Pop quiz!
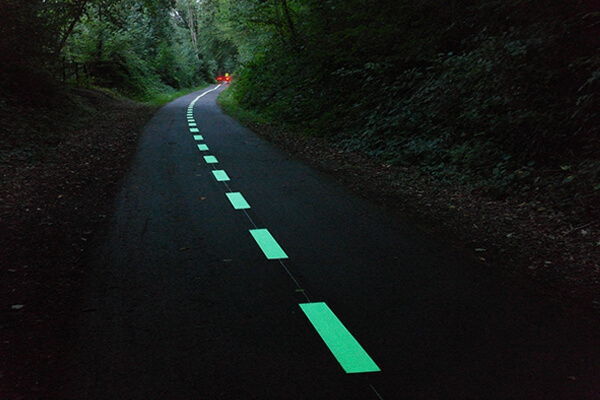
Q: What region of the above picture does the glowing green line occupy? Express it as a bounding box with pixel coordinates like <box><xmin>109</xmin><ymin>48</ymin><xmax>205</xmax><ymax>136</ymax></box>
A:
<box><xmin>189</xmin><ymin>122</ymin><xmax>197</xmax><ymax>127</ymax></box>
<box><xmin>190</xmin><ymin>128</ymin><xmax>199</xmax><ymax>133</ymax></box>
<box><xmin>225</xmin><ymin>192</ymin><xmax>250</xmax><ymax>209</ymax></box>
<box><xmin>249</xmin><ymin>229</ymin><xmax>288</xmax><ymax>259</ymax></box>
<box><xmin>212</xmin><ymin>170</ymin><xmax>230</xmax><ymax>181</ymax></box>
<box><xmin>193</xmin><ymin>135</ymin><xmax>203</xmax><ymax>141</ymax></box>
<box><xmin>197</xmin><ymin>144</ymin><xmax>209</xmax><ymax>151</ymax></box>
<box><xmin>204</xmin><ymin>155</ymin><xmax>218</xmax><ymax>164</ymax></box>
<box><xmin>299</xmin><ymin>302</ymin><xmax>380</xmax><ymax>374</ymax></box>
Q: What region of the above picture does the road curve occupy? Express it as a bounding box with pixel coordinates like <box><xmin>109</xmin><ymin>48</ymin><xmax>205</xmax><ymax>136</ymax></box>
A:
<box><xmin>65</xmin><ymin>85</ymin><xmax>600</xmax><ymax>400</ymax></box>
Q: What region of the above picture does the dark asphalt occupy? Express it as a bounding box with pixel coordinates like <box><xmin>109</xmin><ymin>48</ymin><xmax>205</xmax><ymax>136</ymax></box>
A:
<box><xmin>66</xmin><ymin>85</ymin><xmax>600</xmax><ymax>399</ymax></box>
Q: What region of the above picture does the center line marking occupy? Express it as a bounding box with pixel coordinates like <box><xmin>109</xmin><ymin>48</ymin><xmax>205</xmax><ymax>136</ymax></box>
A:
<box><xmin>189</xmin><ymin>122</ymin><xmax>197</xmax><ymax>127</ymax></box>
<box><xmin>193</xmin><ymin>135</ymin><xmax>203</xmax><ymax>141</ymax></box>
<box><xmin>203</xmin><ymin>155</ymin><xmax>218</xmax><ymax>164</ymax></box>
<box><xmin>212</xmin><ymin>170</ymin><xmax>230</xmax><ymax>181</ymax></box>
<box><xmin>299</xmin><ymin>302</ymin><xmax>380</xmax><ymax>374</ymax></box>
<box><xmin>190</xmin><ymin>128</ymin><xmax>199</xmax><ymax>133</ymax></box>
<box><xmin>225</xmin><ymin>192</ymin><xmax>251</xmax><ymax>209</ymax></box>
<box><xmin>197</xmin><ymin>144</ymin><xmax>209</xmax><ymax>151</ymax></box>
<box><xmin>249</xmin><ymin>229</ymin><xmax>288</xmax><ymax>259</ymax></box>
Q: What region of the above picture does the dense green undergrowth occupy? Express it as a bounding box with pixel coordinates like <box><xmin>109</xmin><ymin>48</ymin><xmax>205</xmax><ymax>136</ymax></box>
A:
<box><xmin>222</xmin><ymin>0</ymin><xmax>599</xmax><ymax>214</ymax></box>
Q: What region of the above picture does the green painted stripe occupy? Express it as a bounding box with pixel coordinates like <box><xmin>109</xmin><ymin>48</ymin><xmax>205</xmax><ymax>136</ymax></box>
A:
<box><xmin>204</xmin><ymin>155</ymin><xmax>218</xmax><ymax>164</ymax></box>
<box><xmin>190</xmin><ymin>128</ymin><xmax>199</xmax><ymax>133</ymax></box>
<box><xmin>212</xmin><ymin>170</ymin><xmax>230</xmax><ymax>181</ymax></box>
<box><xmin>249</xmin><ymin>229</ymin><xmax>288</xmax><ymax>259</ymax></box>
<box><xmin>225</xmin><ymin>192</ymin><xmax>250</xmax><ymax>210</ymax></box>
<box><xmin>189</xmin><ymin>122</ymin><xmax>197</xmax><ymax>127</ymax></box>
<box><xmin>299</xmin><ymin>302</ymin><xmax>380</xmax><ymax>374</ymax></box>
<box><xmin>193</xmin><ymin>135</ymin><xmax>203</xmax><ymax>141</ymax></box>
<box><xmin>197</xmin><ymin>144</ymin><xmax>209</xmax><ymax>151</ymax></box>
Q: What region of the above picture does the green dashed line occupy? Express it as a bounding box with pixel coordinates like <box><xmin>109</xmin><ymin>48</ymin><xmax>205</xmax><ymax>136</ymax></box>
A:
<box><xmin>299</xmin><ymin>302</ymin><xmax>380</xmax><ymax>374</ymax></box>
<box><xmin>249</xmin><ymin>229</ymin><xmax>288</xmax><ymax>260</ymax></box>
<box><xmin>212</xmin><ymin>170</ymin><xmax>230</xmax><ymax>181</ymax></box>
<box><xmin>225</xmin><ymin>192</ymin><xmax>251</xmax><ymax>210</ymax></box>
<box><xmin>186</xmin><ymin>94</ymin><xmax>381</xmax><ymax>384</ymax></box>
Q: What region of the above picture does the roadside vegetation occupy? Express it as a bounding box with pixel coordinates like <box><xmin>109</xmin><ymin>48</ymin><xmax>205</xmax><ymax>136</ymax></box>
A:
<box><xmin>219</xmin><ymin>0</ymin><xmax>599</xmax><ymax>212</ymax></box>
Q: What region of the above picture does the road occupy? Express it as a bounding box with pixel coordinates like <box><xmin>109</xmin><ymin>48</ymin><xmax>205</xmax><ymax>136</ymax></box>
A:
<box><xmin>66</xmin><ymin>85</ymin><xmax>599</xmax><ymax>399</ymax></box>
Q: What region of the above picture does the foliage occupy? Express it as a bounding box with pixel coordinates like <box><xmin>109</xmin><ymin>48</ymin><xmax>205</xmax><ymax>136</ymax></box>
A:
<box><xmin>0</xmin><ymin>0</ymin><xmax>239</xmax><ymax>100</ymax></box>
<box><xmin>218</xmin><ymin>0</ymin><xmax>600</xmax><ymax>201</ymax></box>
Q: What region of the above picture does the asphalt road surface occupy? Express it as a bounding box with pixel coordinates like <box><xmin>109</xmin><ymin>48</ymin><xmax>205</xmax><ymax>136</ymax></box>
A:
<box><xmin>66</xmin><ymin>85</ymin><xmax>600</xmax><ymax>399</ymax></box>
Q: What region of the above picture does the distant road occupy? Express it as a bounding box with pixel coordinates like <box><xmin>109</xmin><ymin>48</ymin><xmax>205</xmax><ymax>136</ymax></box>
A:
<box><xmin>66</xmin><ymin>84</ymin><xmax>600</xmax><ymax>399</ymax></box>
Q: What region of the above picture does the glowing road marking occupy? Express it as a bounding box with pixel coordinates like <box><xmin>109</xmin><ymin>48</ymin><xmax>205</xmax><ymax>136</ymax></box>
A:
<box><xmin>225</xmin><ymin>192</ymin><xmax>250</xmax><ymax>210</ymax></box>
<box><xmin>190</xmin><ymin>128</ymin><xmax>199</xmax><ymax>133</ymax></box>
<box><xmin>204</xmin><ymin>155</ymin><xmax>218</xmax><ymax>164</ymax></box>
<box><xmin>212</xmin><ymin>170</ymin><xmax>230</xmax><ymax>181</ymax></box>
<box><xmin>249</xmin><ymin>229</ymin><xmax>288</xmax><ymax>259</ymax></box>
<box><xmin>197</xmin><ymin>144</ymin><xmax>209</xmax><ymax>151</ymax></box>
<box><xmin>193</xmin><ymin>135</ymin><xmax>203</xmax><ymax>141</ymax></box>
<box><xmin>299</xmin><ymin>302</ymin><xmax>380</xmax><ymax>374</ymax></box>
<box><xmin>192</xmin><ymin>84</ymin><xmax>221</xmax><ymax>100</ymax></box>
<box><xmin>189</xmin><ymin>122</ymin><xmax>197</xmax><ymax>127</ymax></box>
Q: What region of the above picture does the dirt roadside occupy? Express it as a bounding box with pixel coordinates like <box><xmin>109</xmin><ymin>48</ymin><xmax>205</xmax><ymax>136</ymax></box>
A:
<box><xmin>0</xmin><ymin>89</ymin><xmax>156</xmax><ymax>399</ymax></box>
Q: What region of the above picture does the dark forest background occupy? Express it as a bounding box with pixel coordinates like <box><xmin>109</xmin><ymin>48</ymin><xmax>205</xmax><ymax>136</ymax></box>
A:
<box><xmin>1</xmin><ymin>0</ymin><xmax>599</xmax><ymax>208</ymax></box>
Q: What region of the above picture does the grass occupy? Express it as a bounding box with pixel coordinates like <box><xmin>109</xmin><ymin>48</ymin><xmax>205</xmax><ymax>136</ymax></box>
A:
<box><xmin>217</xmin><ymin>86</ymin><xmax>272</xmax><ymax>125</ymax></box>
<box><xmin>138</xmin><ymin>84</ymin><xmax>211</xmax><ymax>106</ymax></box>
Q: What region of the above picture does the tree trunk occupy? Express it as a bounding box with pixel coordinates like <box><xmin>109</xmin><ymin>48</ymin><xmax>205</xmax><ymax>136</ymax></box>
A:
<box><xmin>54</xmin><ymin>0</ymin><xmax>89</xmax><ymax>57</ymax></box>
